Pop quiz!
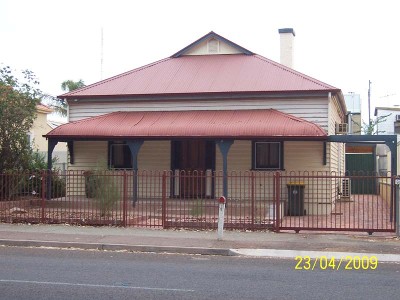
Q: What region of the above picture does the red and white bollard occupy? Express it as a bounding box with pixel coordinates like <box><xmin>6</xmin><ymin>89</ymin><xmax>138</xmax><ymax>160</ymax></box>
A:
<box><xmin>217</xmin><ymin>196</ymin><xmax>226</xmax><ymax>240</ymax></box>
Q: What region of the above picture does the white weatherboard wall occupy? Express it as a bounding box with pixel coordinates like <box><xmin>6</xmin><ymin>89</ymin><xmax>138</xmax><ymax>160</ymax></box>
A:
<box><xmin>214</xmin><ymin>141</ymin><xmax>335</xmax><ymax>215</ymax></box>
<box><xmin>328</xmin><ymin>94</ymin><xmax>346</xmax><ymax>174</ymax></box>
<box><xmin>214</xmin><ymin>141</ymin><xmax>329</xmax><ymax>173</ymax></box>
<box><xmin>67</xmin><ymin>141</ymin><xmax>108</xmax><ymax>196</ymax></box>
<box><xmin>66</xmin><ymin>93</ymin><xmax>346</xmax><ymax>213</ymax></box>
<box><xmin>67</xmin><ymin>140</ymin><xmax>336</xmax><ymax>215</ymax></box>
<box><xmin>68</xmin><ymin>141</ymin><xmax>108</xmax><ymax>171</ymax></box>
<box><xmin>285</xmin><ymin>141</ymin><xmax>334</xmax><ymax>215</ymax></box>
<box><xmin>136</xmin><ymin>141</ymin><xmax>171</xmax><ymax>198</ymax></box>
<box><xmin>215</xmin><ymin>140</ymin><xmax>251</xmax><ymax>172</ymax></box>
<box><xmin>68</xmin><ymin>97</ymin><xmax>330</xmax><ymax>131</ymax></box>
<box><xmin>67</xmin><ymin>141</ymin><xmax>170</xmax><ymax>197</ymax></box>
<box><xmin>138</xmin><ymin>141</ymin><xmax>170</xmax><ymax>171</ymax></box>
<box><xmin>325</xmin><ymin>95</ymin><xmax>345</xmax><ymax>213</ymax></box>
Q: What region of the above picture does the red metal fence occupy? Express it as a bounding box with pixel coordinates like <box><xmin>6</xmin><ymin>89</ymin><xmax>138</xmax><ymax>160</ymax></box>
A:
<box><xmin>0</xmin><ymin>170</ymin><xmax>397</xmax><ymax>233</ymax></box>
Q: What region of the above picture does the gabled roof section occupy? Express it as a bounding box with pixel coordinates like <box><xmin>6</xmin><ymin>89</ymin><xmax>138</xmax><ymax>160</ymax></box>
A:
<box><xmin>171</xmin><ymin>31</ymin><xmax>253</xmax><ymax>57</ymax></box>
<box><xmin>59</xmin><ymin>31</ymin><xmax>341</xmax><ymax>99</ymax></box>
<box><xmin>374</xmin><ymin>106</ymin><xmax>400</xmax><ymax>115</ymax></box>
<box><xmin>36</xmin><ymin>104</ymin><xmax>53</xmax><ymax>114</ymax></box>
<box><xmin>44</xmin><ymin>109</ymin><xmax>327</xmax><ymax>140</ymax></box>
<box><xmin>60</xmin><ymin>55</ymin><xmax>339</xmax><ymax>98</ymax></box>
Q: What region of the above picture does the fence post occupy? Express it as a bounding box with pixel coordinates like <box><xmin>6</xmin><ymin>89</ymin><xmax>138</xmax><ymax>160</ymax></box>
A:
<box><xmin>395</xmin><ymin>175</ymin><xmax>400</xmax><ymax>237</ymax></box>
<box><xmin>162</xmin><ymin>171</ymin><xmax>167</xmax><ymax>229</ymax></box>
<box><xmin>275</xmin><ymin>172</ymin><xmax>281</xmax><ymax>233</ymax></box>
<box><xmin>123</xmin><ymin>171</ymin><xmax>127</xmax><ymax>227</ymax></box>
<box><xmin>217</xmin><ymin>196</ymin><xmax>226</xmax><ymax>240</ymax></box>
<box><xmin>251</xmin><ymin>172</ymin><xmax>255</xmax><ymax>229</ymax></box>
<box><xmin>41</xmin><ymin>170</ymin><xmax>46</xmax><ymax>223</ymax></box>
<box><xmin>388</xmin><ymin>174</ymin><xmax>398</xmax><ymax>224</ymax></box>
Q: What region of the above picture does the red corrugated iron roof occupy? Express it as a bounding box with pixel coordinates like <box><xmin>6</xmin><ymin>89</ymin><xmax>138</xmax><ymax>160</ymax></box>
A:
<box><xmin>44</xmin><ymin>109</ymin><xmax>327</xmax><ymax>140</ymax></box>
<box><xmin>60</xmin><ymin>54</ymin><xmax>338</xmax><ymax>98</ymax></box>
<box><xmin>36</xmin><ymin>103</ymin><xmax>53</xmax><ymax>113</ymax></box>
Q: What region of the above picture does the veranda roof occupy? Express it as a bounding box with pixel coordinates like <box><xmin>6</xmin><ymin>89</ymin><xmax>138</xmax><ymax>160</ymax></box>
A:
<box><xmin>44</xmin><ymin>109</ymin><xmax>327</xmax><ymax>141</ymax></box>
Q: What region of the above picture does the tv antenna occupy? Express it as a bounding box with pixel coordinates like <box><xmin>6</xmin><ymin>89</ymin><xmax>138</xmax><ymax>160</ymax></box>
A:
<box><xmin>100</xmin><ymin>27</ymin><xmax>104</xmax><ymax>80</ymax></box>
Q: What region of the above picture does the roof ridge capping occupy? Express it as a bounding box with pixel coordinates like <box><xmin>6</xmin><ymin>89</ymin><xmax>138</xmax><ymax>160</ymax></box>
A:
<box><xmin>171</xmin><ymin>31</ymin><xmax>253</xmax><ymax>58</ymax></box>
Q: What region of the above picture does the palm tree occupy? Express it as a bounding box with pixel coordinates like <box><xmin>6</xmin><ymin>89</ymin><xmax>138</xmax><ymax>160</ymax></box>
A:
<box><xmin>52</xmin><ymin>79</ymin><xmax>85</xmax><ymax>116</ymax></box>
<box><xmin>61</xmin><ymin>79</ymin><xmax>85</xmax><ymax>93</ymax></box>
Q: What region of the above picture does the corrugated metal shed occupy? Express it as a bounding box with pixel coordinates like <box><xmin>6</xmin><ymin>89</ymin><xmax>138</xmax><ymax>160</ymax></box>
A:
<box><xmin>45</xmin><ymin>109</ymin><xmax>327</xmax><ymax>140</ymax></box>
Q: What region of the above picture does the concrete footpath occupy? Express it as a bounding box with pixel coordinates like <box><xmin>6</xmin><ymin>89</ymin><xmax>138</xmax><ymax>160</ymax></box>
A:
<box><xmin>0</xmin><ymin>223</ymin><xmax>399</xmax><ymax>262</ymax></box>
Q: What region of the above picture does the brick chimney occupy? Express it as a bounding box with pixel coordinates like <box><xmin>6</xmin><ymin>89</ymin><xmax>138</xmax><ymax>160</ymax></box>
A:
<box><xmin>278</xmin><ymin>28</ymin><xmax>295</xmax><ymax>69</ymax></box>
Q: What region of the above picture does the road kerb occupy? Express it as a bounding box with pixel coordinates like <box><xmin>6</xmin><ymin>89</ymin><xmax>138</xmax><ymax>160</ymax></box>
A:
<box><xmin>0</xmin><ymin>239</ymin><xmax>231</xmax><ymax>256</ymax></box>
<box><xmin>230</xmin><ymin>248</ymin><xmax>400</xmax><ymax>262</ymax></box>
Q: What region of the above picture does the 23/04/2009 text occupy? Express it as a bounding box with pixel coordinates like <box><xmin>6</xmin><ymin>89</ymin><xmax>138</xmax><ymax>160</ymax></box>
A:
<box><xmin>294</xmin><ymin>255</ymin><xmax>378</xmax><ymax>270</ymax></box>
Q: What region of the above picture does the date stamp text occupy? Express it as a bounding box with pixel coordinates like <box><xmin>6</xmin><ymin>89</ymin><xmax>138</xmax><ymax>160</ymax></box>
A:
<box><xmin>294</xmin><ymin>255</ymin><xmax>378</xmax><ymax>270</ymax></box>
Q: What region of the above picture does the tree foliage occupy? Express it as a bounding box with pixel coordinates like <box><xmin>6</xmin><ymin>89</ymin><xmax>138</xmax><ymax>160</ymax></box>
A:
<box><xmin>355</xmin><ymin>114</ymin><xmax>391</xmax><ymax>135</ymax></box>
<box><xmin>61</xmin><ymin>79</ymin><xmax>85</xmax><ymax>92</ymax></box>
<box><xmin>51</xmin><ymin>79</ymin><xmax>85</xmax><ymax>116</ymax></box>
<box><xmin>0</xmin><ymin>66</ymin><xmax>41</xmax><ymax>171</ymax></box>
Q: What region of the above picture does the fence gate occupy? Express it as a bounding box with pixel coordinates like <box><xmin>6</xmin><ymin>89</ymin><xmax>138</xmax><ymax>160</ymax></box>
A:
<box><xmin>276</xmin><ymin>173</ymin><xmax>396</xmax><ymax>234</ymax></box>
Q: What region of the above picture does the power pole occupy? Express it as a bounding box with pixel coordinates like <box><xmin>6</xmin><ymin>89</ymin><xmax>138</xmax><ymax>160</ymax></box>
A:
<box><xmin>368</xmin><ymin>80</ymin><xmax>371</xmax><ymax>126</ymax></box>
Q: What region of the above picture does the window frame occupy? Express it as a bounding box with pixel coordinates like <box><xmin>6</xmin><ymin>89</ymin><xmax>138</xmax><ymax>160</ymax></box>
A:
<box><xmin>252</xmin><ymin>141</ymin><xmax>284</xmax><ymax>170</ymax></box>
<box><xmin>108</xmin><ymin>141</ymin><xmax>132</xmax><ymax>169</ymax></box>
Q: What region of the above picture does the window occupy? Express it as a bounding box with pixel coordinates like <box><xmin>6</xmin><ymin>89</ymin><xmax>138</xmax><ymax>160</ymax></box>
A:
<box><xmin>252</xmin><ymin>142</ymin><xmax>282</xmax><ymax>170</ymax></box>
<box><xmin>109</xmin><ymin>142</ymin><xmax>132</xmax><ymax>169</ymax></box>
<box><xmin>26</xmin><ymin>132</ymin><xmax>34</xmax><ymax>147</ymax></box>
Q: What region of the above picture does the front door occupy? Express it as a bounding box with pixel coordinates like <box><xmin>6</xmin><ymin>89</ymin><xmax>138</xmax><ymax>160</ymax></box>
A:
<box><xmin>172</xmin><ymin>140</ymin><xmax>215</xmax><ymax>198</ymax></box>
<box><xmin>181</xmin><ymin>140</ymin><xmax>206</xmax><ymax>197</ymax></box>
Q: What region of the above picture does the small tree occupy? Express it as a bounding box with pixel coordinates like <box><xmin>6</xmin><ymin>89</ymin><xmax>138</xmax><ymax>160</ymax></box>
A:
<box><xmin>51</xmin><ymin>79</ymin><xmax>85</xmax><ymax>116</ymax></box>
<box><xmin>354</xmin><ymin>114</ymin><xmax>391</xmax><ymax>135</ymax></box>
<box><xmin>0</xmin><ymin>66</ymin><xmax>41</xmax><ymax>171</ymax></box>
<box><xmin>84</xmin><ymin>162</ymin><xmax>121</xmax><ymax>217</ymax></box>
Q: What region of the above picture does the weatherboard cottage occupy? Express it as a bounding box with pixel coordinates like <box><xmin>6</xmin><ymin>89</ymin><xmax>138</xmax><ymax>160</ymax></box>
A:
<box><xmin>45</xmin><ymin>30</ymin><xmax>348</xmax><ymax>215</ymax></box>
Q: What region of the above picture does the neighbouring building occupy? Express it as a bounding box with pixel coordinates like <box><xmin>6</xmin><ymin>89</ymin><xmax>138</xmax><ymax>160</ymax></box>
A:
<box><xmin>374</xmin><ymin>106</ymin><xmax>400</xmax><ymax>174</ymax></box>
<box><xmin>344</xmin><ymin>93</ymin><xmax>361</xmax><ymax>135</ymax></box>
<box><xmin>30</xmin><ymin>104</ymin><xmax>67</xmax><ymax>169</ymax></box>
<box><xmin>343</xmin><ymin>92</ymin><xmax>377</xmax><ymax>188</ymax></box>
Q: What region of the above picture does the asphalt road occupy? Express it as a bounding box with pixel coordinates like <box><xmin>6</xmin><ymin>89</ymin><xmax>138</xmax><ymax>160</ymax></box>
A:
<box><xmin>0</xmin><ymin>246</ymin><xmax>399</xmax><ymax>300</ymax></box>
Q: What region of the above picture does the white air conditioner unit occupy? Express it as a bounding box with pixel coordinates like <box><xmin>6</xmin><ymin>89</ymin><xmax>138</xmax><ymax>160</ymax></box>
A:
<box><xmin>395</xmin><ymin>114</ymin><xmax>400</xmax><ymax>122</ymax></box>
<box><xmin>335</xmin><ymin>123</ymin><xmax>348</xmax><ymax>134</ymax></box>
<box><xmin>341</xmin><ymin>178</ymin><xmax>351</xmax><ymax>198</ymax></box>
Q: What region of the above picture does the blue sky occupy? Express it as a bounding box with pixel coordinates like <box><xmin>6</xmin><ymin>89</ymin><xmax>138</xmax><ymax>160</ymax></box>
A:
<box><xmin>1</xmin><ymin>0</ymin><xmax>399</xmax><ymax>122</ymax></box>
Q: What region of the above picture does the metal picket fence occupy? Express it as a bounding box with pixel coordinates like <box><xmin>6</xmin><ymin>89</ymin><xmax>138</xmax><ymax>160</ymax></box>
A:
<box><xmin>0</xmin><ymin>170</ymin><xmax>397</xmax><ymax>234</ymax></box>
